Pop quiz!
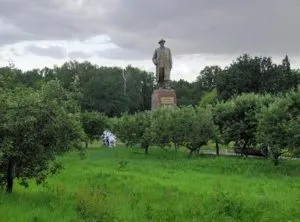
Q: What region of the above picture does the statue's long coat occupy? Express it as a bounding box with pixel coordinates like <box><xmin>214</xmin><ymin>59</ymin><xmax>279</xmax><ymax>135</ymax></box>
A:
<box><xmin>152</xmin><ymin>47</ymin><xmax>172</xmax><ymax>81</ymax></box>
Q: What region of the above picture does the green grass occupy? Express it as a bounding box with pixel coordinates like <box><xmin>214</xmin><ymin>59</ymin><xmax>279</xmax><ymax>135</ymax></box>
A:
<box><xmin>1</xmin><ymin>144</ymin><xmax>300</xmax><ymax>222</ymax></box>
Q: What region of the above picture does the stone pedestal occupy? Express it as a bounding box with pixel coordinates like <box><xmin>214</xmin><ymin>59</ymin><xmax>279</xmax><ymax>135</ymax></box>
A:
<box><xmin>151</xmin><ymin>89</ymin><xmax>177</xmax><ymax>110</ymax></box>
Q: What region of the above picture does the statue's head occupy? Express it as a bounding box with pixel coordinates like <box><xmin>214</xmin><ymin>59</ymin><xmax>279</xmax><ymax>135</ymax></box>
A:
<box><xmin>158</xmin><ymin>39</ymin><xmax>165</xmax><ymax>47</ymax></box>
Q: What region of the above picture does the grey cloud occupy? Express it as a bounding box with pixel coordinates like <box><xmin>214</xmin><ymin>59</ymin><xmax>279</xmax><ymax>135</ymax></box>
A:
<box><xmin>96</xmin><ymin>48</ymin><xmax>149</xmax><ymax>60</ymax></box>
<box><xmin>1</xmin><ymin>0</ymin><xmax>300</xmax><ymax>55</ymax></box>
<box><xmin>0</xmin><ymin>18</ymin><xmax>33</xmax><ymax>45</ymax></box>
<box><xmin>68</xmin><ymin>51</ymin><xmax>94</xmax><ymax>59</ymax></box>
<box><xmin>0</xmin><ymin>0</ymin><xmax>114</xmax><ymax>45</ymax></box>
<box><xmin>26</xmin><ymin>45</ymin><xmax>66</xmax><ymax>59</ymax></box>
<box><xmin>106</xmin><ymin>0</ymin><xmax>300</xmax><ymax>55</ymax></box>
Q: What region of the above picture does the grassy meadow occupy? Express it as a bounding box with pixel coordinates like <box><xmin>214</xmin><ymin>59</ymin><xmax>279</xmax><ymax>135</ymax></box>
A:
<box><xmin>0</xmin><ymin>143</ymin><xmax>300</xmax><ymax>222</ymax></box>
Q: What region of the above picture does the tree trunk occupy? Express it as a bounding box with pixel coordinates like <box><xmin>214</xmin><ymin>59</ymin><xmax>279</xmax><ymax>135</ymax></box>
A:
<box><xmin>242</xmin><ymin>141</ymin><xmax>248</xmax><ymax>157</ymax></box>
<box><xmin>272</xmin><ymin>156</ymin><xmax>279</xmax><ymax>166</ymax></box>
<box><xmin>6</xmin><ymin>159</ymin><xmax>14</xmax><ymax>193</ymax></box>
<box><xmin>145</xmin><ymin>146</ymin><xmax>149</xmax><ymax>155</ymax></box>
<box><xmin>215</xmin><ymin>140</ymin><xmax>219</xmax><ymax>156</ymax></box>
<box><xmin>174</xmin><ymin>143</ymin><xmax>179</xmax><ymax>153</ymax></box>
<box><xmin>272</xmin><ymin>152</ymin><xmax>281</xmax><ymax>166</ymax></box>
<box><xmin>188</xmin><ymin>149</ymin><xmax>194</xmax><ymax>158</ymax></box>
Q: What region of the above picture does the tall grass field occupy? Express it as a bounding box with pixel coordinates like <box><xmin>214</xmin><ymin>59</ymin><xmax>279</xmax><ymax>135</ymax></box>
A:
<box><xmin>1</xmin><ymin>144</ymin><xmax>299</xmax><ymax>221</ymax></box>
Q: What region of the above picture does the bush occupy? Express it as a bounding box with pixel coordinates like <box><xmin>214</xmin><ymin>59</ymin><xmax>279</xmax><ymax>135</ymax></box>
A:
<box><xmin>75</xmin><ymin>187</ymin><xmax>116</xmax><ymax>221</ymax></box>
<box><xmin>213</xmin><ymin>93</ymin><xmax>274</xmax><ymax>155</ymax></box>
<box><xmin>116</xmin><ymin>111</ymin><xmax>152</xmax><ymax>154</ymax></box>
<box><xmin>257</xmin><ymin>86</ymin><xmax>300</xmax><ymax>164</ymax></box>
<box><xmin>81</xmin><ymin>111</ymin><xmax>109</xmax><ymax>147</ymax></box>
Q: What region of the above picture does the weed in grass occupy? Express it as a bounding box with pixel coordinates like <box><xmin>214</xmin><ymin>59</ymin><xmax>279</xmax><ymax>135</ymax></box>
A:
<box><xmin>75</xmin><ymin>186</ymin><xmax>117</xmax><ymax>221</ymax></box>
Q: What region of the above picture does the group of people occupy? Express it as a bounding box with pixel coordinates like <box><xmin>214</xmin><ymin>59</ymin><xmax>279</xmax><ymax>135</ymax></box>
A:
<box><xmin>100</xmin><ymin>130</ymin><xmax>117</xmax><ymax>148</ymax></box>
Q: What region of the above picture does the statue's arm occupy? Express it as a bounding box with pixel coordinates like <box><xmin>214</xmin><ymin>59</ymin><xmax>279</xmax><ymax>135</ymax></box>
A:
<box><xmin>152</xmin><ymin>49</ymin><xmax>157</xmax><ymax>65</ymax></box>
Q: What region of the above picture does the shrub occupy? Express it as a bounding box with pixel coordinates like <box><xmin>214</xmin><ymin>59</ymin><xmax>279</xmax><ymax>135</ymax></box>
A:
<box><xmin>213</xmin><ymin>93</ymin><xmax>274</xmax><ymax>155</ymax></box>
<box><xmin>257</xmin><ymin>86</ymin><xmax>300</xmax><ymax>164</ymax></box>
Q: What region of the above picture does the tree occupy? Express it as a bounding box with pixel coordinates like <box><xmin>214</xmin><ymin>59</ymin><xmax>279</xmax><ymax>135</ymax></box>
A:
<box><xmin>197</xmin><ymin>65</ymin><xmax>222</xmax><ymax>91</ymax></box>
<box><xmin>184</xmin><ymin>107</ymin><xmax>215</xmax><ymax>157</ymax></box>
<box><xmin>115</xmin><ymin>114</ymin><xmax>137</xmax><ymax>147</ymax></box>
<box><xmin>81</xmin><ymin>67</ymin><xmax>129</xmax><ymax>116</ymax></box>
<box><xmin>150</xmin><ymin>106</ymin><xmax>193</xmax><ymax>152</ymax></box>
<box><xmin>151</xmin><ymin>106</ymin><xmax>215</xmax><ymax>156</ymax></box>
<box><xmin>0</xmin><ymin>66</ymin><xmax>19</xmax><ymax>90</ymax></box>
<box><xmin>0</xmin><ymin>80</ymin><xmax>85</xmax><ymax>193</ymax></box>
<box><xmin>81</xmin><ymin>111</ymin><xmax>109</xmax><ymax>148</ymax></box>
<box><xmin>282</xmin><ymin>55</ymin><xmax>291</xmax><ymax>73</ymax></box>
<box><xmin>150</xmin><ymin>108</ymin><xmax>172</xmax><ymax>148</ymax></box>
<box><xmin>216</xmin><ymin>54</ymin><xmax>298</xmax><ymax>100</ymax></box>
<box><xmin>123</xmin><ymin>66</ymin><xmax>155</xmax><ymax>112</ymax></box>
<box><xmin>15</xmin><ymin>69</ymin><xmax>44</xmax><ymax>88</ymax></box>
<box><xmin>116</xmin><ymin>111</ymin><xmax>152</xmax><ymax>154</ymax></box>
<box><xmin>213</xmin><ymin>93</ymin><xmax>274</xmax><ymax>155</ymax></box>
<box><xmin>170</xmin><ymin>80</ymin><xmax>201</xmax><ymax>106</ymax></box>
<box><xmin>132</xmin><ymin>111</ymin><xmax>153</xmax><ymax>154</ymax></box>
<box><xmin>166</xmin><ymin>107</ymin><xmax>192</xmax><ymax>151</ymax></box>
<box><xmin>198</xmin><ymin>89</ymin><xmax>218</xmax><ymax>108</ymax></box>
<box><xmin>257</xmin><ymin>86</ymin><xmax>300</xmax><ymax>164</ymax></box>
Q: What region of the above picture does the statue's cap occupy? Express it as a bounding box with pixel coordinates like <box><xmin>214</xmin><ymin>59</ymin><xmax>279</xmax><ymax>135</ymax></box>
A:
<box><xmin>158</xmin><ymin>39</ymin><xmax>166</xmax><ymax>44</ymax></box>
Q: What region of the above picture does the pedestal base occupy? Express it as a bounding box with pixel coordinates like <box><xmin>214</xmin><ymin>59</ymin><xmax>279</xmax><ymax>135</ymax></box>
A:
<box><xmin>151</xmin><ymin>89</ymin><xmax>177</xmax><ymax>110</ymax></box>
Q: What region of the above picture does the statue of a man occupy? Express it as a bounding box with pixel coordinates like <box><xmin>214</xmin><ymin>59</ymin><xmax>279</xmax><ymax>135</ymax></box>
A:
<box><xmin>152</xmin><ymin>39</ymin><xmax>172</xmax><ymax>89</ymax></box>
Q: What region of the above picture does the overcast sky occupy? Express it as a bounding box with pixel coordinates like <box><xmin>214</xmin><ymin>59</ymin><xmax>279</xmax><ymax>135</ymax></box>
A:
<box><xmin>1</xmin><ymin>0</ymin><xmax>300</xmax><ymax>82</ymax></box>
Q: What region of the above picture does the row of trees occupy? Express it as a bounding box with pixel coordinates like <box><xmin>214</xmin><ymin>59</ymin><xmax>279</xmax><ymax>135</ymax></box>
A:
<box><xmin>112</xmin><ymin>88</ymin><xmax>300</xmax><ymax>165</ymax></box>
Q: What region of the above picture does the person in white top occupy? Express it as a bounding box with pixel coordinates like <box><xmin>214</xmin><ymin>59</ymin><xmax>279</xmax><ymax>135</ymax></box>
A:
<box><xmin>108</xmin><ymin>134</ymin><xmax>116</xmax><ymax>148</ymax></box>
<box><xmin>101</xmin><ymin>130</ymin><xmax>117</xmax><ymax>148</ymax></box>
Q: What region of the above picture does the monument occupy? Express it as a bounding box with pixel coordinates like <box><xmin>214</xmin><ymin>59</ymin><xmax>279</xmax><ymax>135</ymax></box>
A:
<box><xmin>151</xmin><ymin>39</ymin><xmax>177</xmax><ymax>109</ymax></box>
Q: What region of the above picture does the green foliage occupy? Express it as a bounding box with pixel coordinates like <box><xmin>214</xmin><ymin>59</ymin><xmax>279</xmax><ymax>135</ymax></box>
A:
<box><xmin>77</xmin><ymin>65</ymin><xmax>154</xmax><ymax>116</ymax></box>
<box><xmin>170</xmin><ymin>79</ymin><xmax>202</xmax><ymax>106</ymax></box>
<box><xmin>2</xmin><ymin>54</ymin><xmax>298</xmax><ymax>116</ymax></box>
<box><xmin>184</xmin><ymin>107</ymin><xmax>215</xmax><ymax>155</ymax></box>
<box><xmin>165</xmin><ymin>106</ymin><xmax>192</xmax><ymax>149</ymax></box>
<box><xmin>134</xmin><ymin>111</ymin><xmax>153</xmax><ymax>152</ymax></box>
<box><xmin>0</xmin><ymin>66</ymin><xmax>18</xmax><ymax>90</ymax></box>
<box><xmin>214</xmin><ymin>93</ymin><xmax>274</xmax><ymax>150</ymax></box>
<box><xmin>81</xmin><ymin>67</ymin><xmax>129</xmax><ymax>116</ymax></box>
<box><xmin>150</xmin><ymin>106</ymin><xmax>206</xmax><ymax>150</ymax></box>
<box><xmin>0</xmin><ymin>80</ymin><xmax>85</xmax><ymax>193</ymax></box>
<box><xmin>123</xmin><ymin>65</ymin><xmax>155</xmax><ymax>112</ymax></box>
<box><xmin>5</xmin><ymin>61</ymin><xmax>155</xmax><ymax>116</ymax></box>
<box><xmin>116</xmin><ymin>111</ymin><xmax>152</xmax><ymax>153</ymax></box>
<box><xmin>198</xmin><ymin>88</ymin><xmax>218</xmax><ymax>108</ymax></box>
<box><xmin>81</xmin><ymin>111</ymin><xmax>109</xmax><ymax>146</ymax></box>
<box><xmin>117</xmin><ymin>106</ymin><xmax>215</xmax><ymax>155</ymax></box>
<box><xmin>79</xmin><ymin>65</ymin><xmax>155</xmax><ymax>116</ymax></box>
<box><xmin>150</xmin><ymin>108</ymin><xmax>173</xmax><ymax>148</ymax></box>
<box><xmin>115</xmin><ymin>113</ymin><xmax>138</xmax><ymax>147</ymax></box>
<box><xmin>257</xmin><ymin>86</ymin><xmax>300</xmax><ymax>164</ymax></box>
<box><xmin>197</xmin><ymin>65</ymin><xmax>222</xmax><ymax>91</ymax></box>
<box><xmin>216</xmin><ymin>54</ymin><xmax>298</xmax><ymax>100</ymax></box>
<box><xmin>15</xmin><ymin>69</ymin><xmax>45</xmax><ymax>89</ymax></box>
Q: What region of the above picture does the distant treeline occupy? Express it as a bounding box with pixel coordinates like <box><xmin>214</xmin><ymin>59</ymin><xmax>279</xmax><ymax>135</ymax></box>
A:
<box><xmin>1</xmin><ymin>54</ymin><xmax>299</xmax><ymax>116</ymax></box>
